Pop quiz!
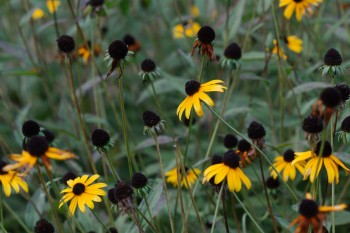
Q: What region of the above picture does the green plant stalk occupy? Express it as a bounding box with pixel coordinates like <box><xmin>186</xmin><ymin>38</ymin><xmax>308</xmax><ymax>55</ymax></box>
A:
<box><xmin>35</xmin><ymin>164</ymin><xmax>64</xmax><ymax>233</ymax></box>
<box><xmin>210</xmin><ymin>182</ymin><xmax>225</xmax><ymax>233</ymax></box>
<box><xmin>91</xmin><ymin>209</ymin><xmax>109</xmax><ymax>232</ymax></box>
<box><xmin>230</xmin><ymin>193</ymin><xmax>241</xmax><ymax>233</ymax></box>
<box><xmin>232</xmin><ymin>192</ymin><xmax>265</xmax><ymax>233</ymax></box>
<box><xmin>2</xmin><ymin>201</ymin><xmax>31</xmax><ymax>233</ymax></box>
<box><xmin>205</xmin><ymin>104</ymin><xmax>299</xmax><ymax>200</ymax></box>
<box><xmin>0</xmin><ymin>186</ymin><xmax>2</xmax><ymax>226</ymax></box>
<box><xmin>222</xmin><ymin>192</ymin><xmax>230</xmax><ymax>233</ymax></box>
<box><xmin>152</xmin><ymin>133</ymin><xmax>175</xmax><ymax>233</ymax></box>
<box><xmin>65</xmin><ymin>56</ymin><xmax>98</xmax><ymax>174</ymax></box>
<box><xmin>72</xmin><ymin>215</ymin><xmax>85</xmax><ymax>233</ymax></box>
<box><xmin>104</xmin><ymin>151</ymin><xmax>121</xmax><ymax>181</ymax></box>
<box><xmin>135</xmin><ymin>207</ymin><xmax>159</xmax><ymax>233</ymax></box>
<box><xmin>198</xmin><ymin>56</ymin><xmax>206</xmax><ymax>83</ymax></box>
<box><xmin>183</xmin><ymin>113</ymin><xmax>194</xmax><ymax>162</ymax></box>
<box><xmin>0</xmin><ymin>223</ymin><xmax>8</xmax><ymax>233</ymax></box>
<box><xmin>141</xmin><ymin>192</ymin><xmax>160</xmax><ymax>233</ymax></box>
<box><xmin>119</xmin><ymin>77</ymin><xmax>134</xmax><ymax>178</ymax></box>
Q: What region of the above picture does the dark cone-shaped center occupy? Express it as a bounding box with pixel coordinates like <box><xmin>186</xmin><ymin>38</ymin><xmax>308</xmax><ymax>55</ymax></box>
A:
<box><xmin>91</xmin><ymin>129</ymin><xmax>110</xmax><ymax>147</ymax></box>
<box><xmin>341</xmin><ymin>116</ymin><xmax>350</xmax><ymax>133</ymax></box>
<box><xmin>324</xmin><ymin>48</ymin><xmax>342</xmax><ymax>66</ymax></box>
<box><xmin>237</xmin><ymin>139</ymin><xmax>251</xmax><ymax>152</ymax></box>
<box><xmin>293</xmin><ymin>0</ymin><xmax>303</xmax><ymax>2</ymax></box>
<box><xmin>302</xmin><ymin>115</ymin><xmax>323</xmax><ymax>134</ymax></box>
<box><xmin>57</xmin><ymin>35</ymin><xmax>75</xmax><ymax>53</ymax></box>
<box><xmin>108</xmin><ymin>188</ymin><xmax>118</xmax><ymax>204</ymax></box>
<box><xmin>247</xmin><ymin>121</ymin><xmax>266</xmax><ymax>139</ymax></box>
<box><xmin>266</xmin><ymin>177</ymin><xmax>280</xmax><ymax>189</ymax></box>
<box><xmin>185</xmin><ymin>80</ymin><xmax>201</xmax><ymax>96</ymax></box>
<box><xmin>320</xmin><ymin>87</ymin><xmax>341</xmax><ymax>108</ymax></box>
<box><xmin>224</xmin><ymin>42</ymin><xmax>242</xmax><ymax>60</ymax></box>
<box><xmin>223</xmin><ymin>134</ymin><xmax>238</xmax><ymax>149</ymax></box>
<box><xmin>223</xmin><ymin>150</ymin><xmax>240</xmax><ymax>168</ymax></box>
<box><xmin>315</xmin><ymin>141</ymin><xmax>332</xmax><ymax>158</ymax></box>
<box><xmin>143</xmin><ymin>111</ymin><xmax>161</xmax><ymax>127</ymax></box>
<box><xmin>42</xmin><ymin>129</ymin><xmax>55</xmax><ymax>143</ymax></box>
<box><xmin>61</xmin><ymin>172</ymin><xmax>77</xmax><ymax>185</ymax></box>
<box><xmin>283</xmin><ymin>149</ymin><xmax>295</xmax><ymax>162</ymax></box>
<box><xmin>131</xmin><ymin>172</ymin><xmax>148</xmax><ymax>189</ymax></box>
<box><xmin>22</xmin><ymin>120</ymin><xmax>40</xmax><ymax>137</ymax></box>
<box><xmin>183</xmin><ymin>117</ymin><xmax>196</xmax><ymax>127</ymax></box>
<box><xmin>27</xmin><ymin>136</ymin><xmax>49</xmax><ymax>157</ymax></box>
<box><xmin>34</xmin><ymin>218</ymin><xmax>55</xmax><ymax>233</ymax></box>
<box><xmin>335</xmin><ymin>84</ymin><xmax>350</xmax><ymax>102</ymax></box>
<box><xmin>211</xmin><ymin>154</ymin><xmax>223</xmax><ymax>165</ymax></box>
<box><xmin>72</xmin><ymin>183</ymin><xmax>85</xmax><ymax>195</ymax></box>
<box><xmin>115</xmin><ymin>182</ymin><xmax>133</xmax><ymax>201</ymax></box>
<box><xmin>88</xmin><ymin>0</ymin><xmax>104</xmax><ymax>7</ymax></box>
<box><xmin>0</xmin><ymin>160</ymin><xmax>8</xmax><ymax>175</ymax></box>
<box><xmin>108</xmin><ymin>40</ymin><xmax>128</xmax><ymax>60</ymax></box>
<box><xmin>197</xmin><ymin>26</ymin><xmax>215</xmax><ymax>44</ymax></box>
<box><xmin>123</xmin><ymin>34</ymin><xmax>136</xmax><ymax>46</ymax></box>
<box><xmin>299</xmin><ymin>199</ymin><xmax>319</xmax><ymax>218</ymax></box>
<box><xmin>107</xmin><ymin>227</ymin><xmax>119</xmax><ymax>233</ymax></box>
<box><xmin>141</xmin><ymin>59</ymin><xmax>156</xmax><ymax>72</ymax></box>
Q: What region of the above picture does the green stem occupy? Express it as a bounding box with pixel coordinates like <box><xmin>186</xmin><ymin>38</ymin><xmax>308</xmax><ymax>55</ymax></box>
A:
<box><xmin>2</xmin><ymin>201</ymin><xmax>31</xmax><ymax>233</ymax></box>
<box><xmin>153</xmin><ymin>134</ymin><xmax>175</xmax><ymax>233</ymax></box>
<box><xmin>91</xmin><ymin>209</ymin><xmax>109</xmax><ymax>232</ymax></box>
<box><xmin>119</xmin><ymin>77</ymin><xmax>134</xmax><ymax>178</ymax></box>
<box><xmin>135</xmin><ymin>207</ymin><xmax>159</xmax><ymax>233</ymax></box>
<box><xmin>35</xmin><ymin>165</ymin><xmax>64</xmax><ymax>233</ymax></box>
<box><xmin>142</xmin><ymin>193</ymin><xmax>160</xmax><ymax>233</ymax></box>
<box><xmin>65</xmin><ymin>56</ymin><xmax>98</xmax><ymax>174</ymax></box>
<box><xmin>105</xmin><ymin>152</ymin><xmax>121</xmax><ymax>181</ymax></box>
<box><xmin>331</xmin><ymin>182</ymin><xmax>335</xmax><ymax>233</ymax></box>
<box><xmin>205</xmin><ymin>104</ymin><xmax>299</xmax><ymax>200</ymax></box>
<box><xmin>0</xmin><ymin>186</ymin><xmax>2</xmax><ymax>225</ymax></box>
<box><xmin>210</xmin><ymin>183</ymin><xmax>225</xmax><ymax>233</ymax></box>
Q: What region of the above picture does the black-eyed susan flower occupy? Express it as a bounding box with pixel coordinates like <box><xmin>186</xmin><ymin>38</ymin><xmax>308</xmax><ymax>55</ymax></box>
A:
<box><xmin>46</xmin><ymin>0</ymin><xmax>61</xmax><ymax>14</ymax></box>
<box><xmin>131</xmin><ymin>172</ymin><xmax>151</xmax><ymax>197</ymax></box>
<box><xmin>107</xmin><ymin>227</ymin><xmax>118</xmax><ymax>233</ymax></box>
<box><xmin>320</xmin><ymin>48</ymin><xmax>344</xmax><ymax>78</ymax></box>
<box><xmin>279</xmin><ymin>0</ymin><xmax>322</xmax><ymax>21</ymax></box>
<box><xmin>22</xmin><ymin>120</ymin><xmax>40</xmax><ymax>138</ymax></box>
<box><xmin>176</xmin><ymin>80</ymin><xmax>227</xmax><ymax>120</ymax></box>
<box><xmin>59</xmin><ymin>174</ymin><xmax>107</xmax><ymax>216</ymax></box>
<box><xmin>77</xmin><ymin>41</ymin><xmax>101</xmax><ymax>64</ymax></box>
<box><xmin>139</xmin><ymin>58</ymin><xmax>161</xmax><ymax>82</ymax></box>
<box><xmin>270</xmin><ymin>149</ymin><xmax>305</xmax><ymax>181</ymax></box>
<box><xmin>34</xmin><ymin>218</ymin><xmax>55</xmax><ymax>233</ymax></box>
<box><xmin>165</xmin><ymin>166</ymin><xmax>200</xmax><ymax>189</ymax></box>
<box><xmin>57</xmin><ymin>35</ymin><xmax>75</xmax><ymax>54</ymax></box>
<box><xmin>42</xmin><ymin>129</ymin><xmax>55</xmax><ymax>143</ymax></box>
<box><xmin>284</xmin><ymin>35</ymin><xmax>303</xmax><ymax>54</ymax></box>
<box><xmin>339</xmin><ymin>116</ymin><xmax>350</xmax><ymax>143</ymax></box>
<box><xmin>0</xmin><ymin>160</ymin><xmax>28</xmax><ymax>197</ymax></box>
<box><xmin>173</xmin><ymin>20</ymin><xmax>201</xmax><ymax>39</ymax></box>
<box><xmin>4</xmin><ymin>136</ymin><xmax>77</xmax><ymax>175</ymax></box>
<box><xmin>105</xmin><ymin>40</ymin><xmax>133</xmax><ymax>79</ymax></box>
<box><xmin>335</xmin><ymin>83</ymin><xmax>350</xmax><ymax>107</ymax></box>
<box><xmin>247</xmin><ymin>121</ymin><xmax>266</xmax><ymax>148</ymax></box>
<box><xmin>236</xmin><ymin>139</ymin><xmax>256</xmax><ymax>167</ymax></box>
<box><xmin>302</xmin><ymin>115</ymin><xmax>323</xmax><ymax>145</ymax></box>
<box><xmin>223</xmin><ymin>134</ymin><xmax>238</xmax><ymax>149</ymax></box>
<box><xmin>265</xmin><ymin>176</ymin><xmax>280</xmax><ymax>190</ymax></box>
<box><xmin>61</xmin><ymin>171</ymin><xmax>77</xmax><ymax>185</ymax></box>
<box><xmin>221</xmin><ymin>42</ymin><xmax>242</xmax><ymax>69</ymax></box>
<box><xmin>293</xmin><ymin>141</ymin><xmax>350</xmax><ymax>183</ymax></box>
<box><xmin>191</xmin><ymin>26</ymin><xmax>216</xmax><ymax>61</ymax></box>
<box><xmin>143</xmin><ymin>111</ymin><xmax>165</xmax><ymax>136</ymax></box>
<box><xmin>203</xmin><ymin>150</ymin><xmax>251</xmax><ymax>192</ymax></box>
<box><xmin>91</xmin><ymin>128</ymin><xmax>115</xmax><ymax>153</ymax></box>
<box><xmin>123</xmin><ymin>34</ymin><xmax>141</xmax><ymax>53</ymax></box>
<box><xmin>271</xmin><ymin>39</ymin><xmax>287</xmax><ymax>60</ymax></box>
<box><xmin>108</xmin><ymin>182</ymin><xmax>134</xmax><ymax>214</ymax></box>
<box><xmin>290</xmin><ymin>193</ymin><xmax>346</xmax><ymax>233</ymax></box>
<box><xmin>32</xmin><ymin>8</ymin><xmax>45</xmax><ymax>20</ymax></box>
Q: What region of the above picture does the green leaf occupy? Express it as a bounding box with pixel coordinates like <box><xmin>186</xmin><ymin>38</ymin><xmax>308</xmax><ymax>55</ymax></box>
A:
<box><xmin>119</xmin><ymin>0</ymin><xmax>129</xmax><ymax>15</ymax></box>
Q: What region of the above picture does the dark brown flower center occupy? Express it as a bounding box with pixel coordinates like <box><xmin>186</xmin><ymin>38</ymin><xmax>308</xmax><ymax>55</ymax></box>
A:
<box><xmin>223</xmin><ymin>150</ymin><xmax>240</xmax><ymax>168</ymax></box>
<box><xmin>293</xmin><ymin>0</ymin><xmax>303</xmax><ymax>2</ymax></box>
<box><xmin>27</xmin><ymin>136</ymin><xmax>49</xmax><ymax>157</ymax></box>
<box><xmin>73</xmin><ymin>183</ymin><xmax>85</xmax><ymax>195</ymax></box>
<box><xmin>185</xmin><ymin>80</ymin><xmax>201</xmax><ymax>96</ymax></box>
<box><xmin>315</xmin><ymin>141</ymin><xmax>332</xmax><ymax>158</ymax></box>
<box><xmin>299</xmin><ymin>199</ymin><xmax>319</xmax><ymax>218</ymax></box>
<box><xmin>0</xmin><ymin>160</ymin><xmax>8</xmax><ymax>175</ymax></box>
<box><xmin>283</xmin><ymin>149</ymin><xmax>295</xmax><ymax>162</ymax></box>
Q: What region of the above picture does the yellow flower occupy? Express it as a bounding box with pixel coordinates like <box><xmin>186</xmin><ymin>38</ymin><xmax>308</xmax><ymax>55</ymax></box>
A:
<box><xmin>279</xmin><ymin>0</ymin><xmax>322</xmax><ymax>21</ymax></box>
<box><xmin>77</xmin><ymin>42</ymin><xmax>101</xmax><ymax>64</ymax></box>
<box><xmin>203</xmin><ymin>150</ymin><xmax>251</xmax><ymax>192</ymax></box>
<box><xmin>272</xmin><ymin>40</ymin><xmax>288</xmax><ymax>60</ymax></box>
<box><xmin>32</xmin><ymin>8</ymin><xmax>45</xmax><ymax>20</ymax></box>
<box><xmin>46</xmin><ymin>0</ymin><xmax>61</xmax><ymax>14</ymax></box>
<box><xmin>290</xmin><ymin>193</ymin><xmax>346</xmax><ymax>233</ymax></box>
<box><xmin>3</xmin><ymin>136</ymin><xmax>77</xmax><ymax>175</ymax></box>
<box><xmin>173</xmin><ymin>21</ymin><xmax>201</xmax><ymax>39</ymax></box>
<box><xmin>292</xmin><ymin>141</ymin><xmax>350</xmax><ymax>183</ymax></box>
<box><xmin>284</xmin><ymin>35</ymin><xmax>303</xmax><ymax>53</ymax></box>
<box><xmin>165</xmin><ymin>166</ymin><xmax>200</xmax><ymax>189</ymax></box>
<box><xmin>0</xmin><ymin>160</ymin><xmax>28</xmax><ymax>197</ymax></box>
<box><xmin>176</xmin><ymin>80</ymin><xmax>227</xmax><ymax>120</ymax></box>
<box><xmin>191</xmin><ymin>5</ymin><xmax>200</xmax><ymax>17</ymax></box>
<box><xmin>270</xmin><ymin>149</ymin><xmax>305</xmax><ymax>181</ymax></box>
<box><xmin>59</xmin><ymin>174</ymin><xmax>107</xmax><ymax>216</ymax></box>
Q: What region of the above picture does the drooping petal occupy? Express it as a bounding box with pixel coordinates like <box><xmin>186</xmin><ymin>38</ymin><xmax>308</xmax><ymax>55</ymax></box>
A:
<box><xmin>323</xmin><ymin>158</ymin><xmax>335</xmax><ymax>183</ymax></box>
<box><xmin>214</xmin><ymin>166</ymin><xmax>229</xmax><ymax>184</ymax></box>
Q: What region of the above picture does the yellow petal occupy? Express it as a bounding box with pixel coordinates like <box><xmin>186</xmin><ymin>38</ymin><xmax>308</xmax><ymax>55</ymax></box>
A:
<box><xmin>32</xmin><ymin>8</ymin><xmax>45</xmax><ymax>20</ymax></box>
<box><xmin>323</xmin><ymin>158</ymin><xmax>335</xmax><ymax>183</ymax></box>
<box><xmin>214</xmin><ymin>166</ymin><xmax>229</xmax><ymax>184</ymax></box>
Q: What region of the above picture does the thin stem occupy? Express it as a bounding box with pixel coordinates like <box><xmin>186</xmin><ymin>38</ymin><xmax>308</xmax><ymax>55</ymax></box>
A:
<box><xmin>50</xmin><ymin>0</ymin><xmax>60</xmax><ymax>37</ymax></box>
<box><xmin>91</xmin><ymin>209</ymin><xmax>109</xmax><ymax>232</ymax></box>
<box><xmin>135</xmin><ymin>207</ymin><xmax>159</xmax><ymax>233</ymax></box>
<box><xmin>35</xmin><ymin>164</ymin><xmax>64</xmax><ymax>233</ymax></box>
<box><xmin>65</xmin><ymin>56</ymin><xmax>98</xmax><ymax>174</ymax></box>
<box><xmin>2</xmin><ymin>201</ymin><xmax>31</xmax><ymax>233</ymax></box>
<box><xmin>205</xmin><ymin>104</ymin><xmax>299</xmax><ymax>200</ymax></box>
<box><xmin>118</xmin><ymin>77</ymin><xmax>134</xmax><ymax>178</ymax></box>
<box><xmin>331</xmin><ymin>182</ymin><xmax>335</xmax><ymax>233</ymax></box>
<box><xmin>0</xmin><ymin>186</ymin><xmax>2</xmax><ymax>226</ymax></box>
<box><xmin>259</xmin><ymin>156</ymin><xmax>278</xmax><ymax>233</ymax></box>
<box><xmin>230</xmin><ymin>193</ymin><xmax>241</xmax><ymax>233</ymax></box>
<box><xmin>142</xmin><ymin>193</ymin><xmax>160</xmax><ymax>233</ymax></box>
<box><xmin>210</xmin><ymin>183</ymin><xmax>225</xmax><ymax>233</ymax></box>
<box><xmin>222</xmin><ymin>194</ymin><xmax>230</xmax><ymax>233</ymax></box>
<box><xmin>129</xmin><ymin>209</ymin><xmax>145</xmax><ymax>233</ymax></box>
<box><xmin>104</xmin><ymin>151</ymin><xmax>121</xmax><ymax>181</ymax></box>
<box><xmin>153</xmin><ymin>134</ymin><xmax>175</xmax><ymax>233</ymax></box>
